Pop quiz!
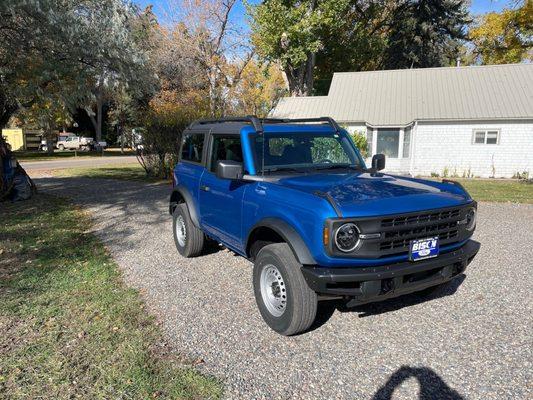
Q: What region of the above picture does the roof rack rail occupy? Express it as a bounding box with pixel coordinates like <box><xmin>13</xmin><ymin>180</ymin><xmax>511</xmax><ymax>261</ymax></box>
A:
<box><xmin>190</xmin><ymin>115</ymin><xmax>264</xmax><ymax>133</ymax></box>
<box><xmin>189</xmin><ymin>115</ymin><xmax>341</xmax><ymax>134</ymax></box>
<box><xmin>275</xmin><ymin>117</ymin><xmax>341</xmax><ymax>133</ymax></box>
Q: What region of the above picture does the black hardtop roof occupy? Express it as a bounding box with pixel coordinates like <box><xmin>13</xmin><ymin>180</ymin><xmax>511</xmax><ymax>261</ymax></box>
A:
<box><xmin>185</xmin><ymin>116</ymin><xmax>341</xmax><ymax>134</ymax></box>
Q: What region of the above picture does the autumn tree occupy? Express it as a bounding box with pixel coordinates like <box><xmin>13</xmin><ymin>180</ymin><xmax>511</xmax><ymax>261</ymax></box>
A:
<box><xmin>470</xmin><ymin>0</ymin><xmax>532</xmax><ymax>64</ymax></box>
<box><xmin>230</xmin><ymin>61</ymin><xmax>287</xmax><ymax>117</ymax></box>
<box><xmin>168</xmin><ymin>0</ymin><xmax>253</xmax><ymax>117</ymax></box>
<box><xmin>15</xmin><ymin>85</ymin><xmax>73</xmax><ymax>154</ymax></box>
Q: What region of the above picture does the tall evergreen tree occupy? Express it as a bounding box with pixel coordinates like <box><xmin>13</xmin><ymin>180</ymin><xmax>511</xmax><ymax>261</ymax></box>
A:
<box><xmin>383</xmin><ymin>0</ymin><xmax>470</xmax><ymax>69</ymax></box>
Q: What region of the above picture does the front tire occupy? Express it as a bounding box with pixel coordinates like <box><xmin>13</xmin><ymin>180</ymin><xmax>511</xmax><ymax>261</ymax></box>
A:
<box><xmin>172</xmin><ymin>203</ymin><xmax>205</xmax><ymax>257</ymax></box>
<box><xmin>253</xmin><ymin>243</ymin><xmax>317</xmax><ymax>336</ymax></box>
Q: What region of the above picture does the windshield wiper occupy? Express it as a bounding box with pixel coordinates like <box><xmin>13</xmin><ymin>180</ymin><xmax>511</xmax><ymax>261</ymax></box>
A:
<box><xmin>315</xmin><ymin>164</ymin><xmax>367</xmax><ymax>172</ymax></box>
<box><xmin>262</xmin><ymin>167</ymin><xmax>308</xmax><ymax>174</ymax></box>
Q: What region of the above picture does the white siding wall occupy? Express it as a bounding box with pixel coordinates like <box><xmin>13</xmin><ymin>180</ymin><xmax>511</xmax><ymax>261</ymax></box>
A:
<box><xmin>411</xmin><ymin>121</ymin><xmax>533</xmax><ymax>178</ymax></box>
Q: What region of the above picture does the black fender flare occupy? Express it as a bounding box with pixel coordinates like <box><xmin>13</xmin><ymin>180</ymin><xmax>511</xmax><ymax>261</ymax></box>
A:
<box><xmin>169</xmin><ymin>185</ymin><xmax>200</xmax><ymax>227</ymax></box>
<box><xmin>246</xmin><ymin>218</ymin><xmax>317</xmax><ymax>265</ymax></box>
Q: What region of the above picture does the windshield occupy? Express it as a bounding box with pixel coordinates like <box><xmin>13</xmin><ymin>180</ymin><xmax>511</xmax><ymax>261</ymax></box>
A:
<box><xmin>251</xmin><ymin>131</ymin><xmax>365</xmax><ymax>173</ymax></box>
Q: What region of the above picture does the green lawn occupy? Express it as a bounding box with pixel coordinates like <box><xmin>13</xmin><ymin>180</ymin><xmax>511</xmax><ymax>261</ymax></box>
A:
<box><xmin>53</xmin><ymin>164</ymin><xmax>166</xmax><ymax>183</ymax></box>
<box><xmin>0</xmin><ymin>195</ymin><xmax>221</xmax><ymax>399</ymax></box>
<box><xmin>445</xmin><ymin>178</ymin><xmax>533</xmax><ymax>204</ymax></box>
<box><xmin>15</xmin><ymin>149</ymin><xmax>136</xmax><ymax>162</ymax></box>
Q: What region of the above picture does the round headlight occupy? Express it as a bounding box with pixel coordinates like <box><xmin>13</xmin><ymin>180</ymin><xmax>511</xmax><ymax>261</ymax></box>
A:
<box><xmin>334</xmin><ymin>223</ymin><xmax>360</xmax><ymax>252</ymax></box>
<box><xmin>465</xmin><ymin>208</ymin><xmax>476</xmax><ymax>231</ymax></box>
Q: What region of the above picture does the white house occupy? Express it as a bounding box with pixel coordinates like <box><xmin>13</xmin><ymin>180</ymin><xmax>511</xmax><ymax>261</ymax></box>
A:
<box><xmin>271</xmin><ymin>64</ymin><xmax>533</xmax><ymax>178</ymax></box>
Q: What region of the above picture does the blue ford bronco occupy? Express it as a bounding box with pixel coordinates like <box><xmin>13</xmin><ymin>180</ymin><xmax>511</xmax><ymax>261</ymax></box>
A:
<box><xmin>170</xmin><ymin>116</ymin><xmax>480</xmax><ymax>335</ymax></box>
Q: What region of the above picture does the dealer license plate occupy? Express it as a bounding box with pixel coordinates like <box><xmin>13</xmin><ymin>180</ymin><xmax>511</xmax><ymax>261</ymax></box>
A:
<box><xmin>409</xmin><ymin>237</ymin><xmax>439</xmax><ymax>261</ymax></box>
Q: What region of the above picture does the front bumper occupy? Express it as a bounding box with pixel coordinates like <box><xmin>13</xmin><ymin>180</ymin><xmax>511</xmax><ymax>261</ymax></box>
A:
<box><xmin>301</xmin><ymin>240</ymin><xmax>480</xmax><ymax>305</ymax></box>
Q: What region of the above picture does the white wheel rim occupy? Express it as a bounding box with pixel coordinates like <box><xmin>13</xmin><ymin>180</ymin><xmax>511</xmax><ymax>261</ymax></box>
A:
<box><xmin>260</xmin><ymin>264</ymin><xmax>287</xmax><ymax>317</ymax></box>
<box><xmin>175</xmin><ymin>215</ymin><xmax>186</xmax><ymax>247</ymax></box>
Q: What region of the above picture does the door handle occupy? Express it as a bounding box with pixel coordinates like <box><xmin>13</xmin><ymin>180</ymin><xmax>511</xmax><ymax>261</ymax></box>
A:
<box><xmin>200</xmin><ymin>185</ymin><xmax>210</xmax><ymax>192</ymax></box>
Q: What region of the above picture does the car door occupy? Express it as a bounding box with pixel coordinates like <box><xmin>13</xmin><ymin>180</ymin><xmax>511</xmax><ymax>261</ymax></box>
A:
<box><xmin>65</xmin><ymin>137</ymin><xmax>74</xmax><ymax>149</ymax></box>
<box><xmin>199</xmin><ymin>133</ymin><xmax>248</xmax><ymax>252</ymax></box>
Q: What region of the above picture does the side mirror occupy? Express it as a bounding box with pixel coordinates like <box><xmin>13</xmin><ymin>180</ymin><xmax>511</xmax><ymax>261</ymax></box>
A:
<box><xmin>216</xmin><ymin>160</ymin><xmax>243</xmax><ymax>180</ymax></box>
<box><xmin>372</xmin><ymin>154</ymin><xmax>386</xmax><ymax>171</ymax></box>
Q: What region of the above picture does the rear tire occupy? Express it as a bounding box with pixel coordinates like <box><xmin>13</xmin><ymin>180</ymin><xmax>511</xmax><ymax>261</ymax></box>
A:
<box><xmin>58</xmin><ymin>144</ymin><xmax>64</xmax><ymax>151</ymax></box>
<box><xmin>172</xmin><ymin>204</ymin><xmax>205</xmax><ymax>257</ymax></box>
<box><xmin>253</xmin><ymin>243</ymin><xmax>317</xmax><ymax>336</ymax></box>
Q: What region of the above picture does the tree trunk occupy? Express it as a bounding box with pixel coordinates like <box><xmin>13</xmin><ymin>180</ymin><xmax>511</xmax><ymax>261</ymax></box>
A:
<box><xmin>281</xmin><ymin>0</ymin><xmax>317</xmax><ymax>97</ymax></box>
<box><xmin>208</xmin><ymin>67</ymin><xmax>218</xmax><ymax>117</ymax></box>
<box><xmin>95</xmin><ymin>92</ymin><xmax>103</xmax><ymax>142</ymax></box>
<box><xmin>119</xmin><ymin>125</ymin><xmax>124</xmax><ymax>154</ymax></box>
<box><xmin>87</xmin><ymin>86</ymin><xmax>104</xmax><ymax>142</ymax></box>
<box><xmin>45</xmin><ymin>124</ymin><xmax>55</xmax><ymax>154</ymax></box>
<box><xmin>284</xmin><ymin>56</ymin><xmax>315</xmax><ymax>97</ymax></box>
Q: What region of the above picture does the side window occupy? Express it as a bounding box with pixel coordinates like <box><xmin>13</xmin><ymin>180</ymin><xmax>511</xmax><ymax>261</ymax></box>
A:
<box><xmin>181</xmin><ymin>133</ymin><xmax>205</xmax><ymax>163</ymax></box>
<box><xmin>473</xmin><ymin>129</ymin><xmax>500</xmax><ymax>145</ymax></box>
<box><xmin>210</xmin><ymin>136</ymin><xmax>243</xmax><ymax>172</ymax></box>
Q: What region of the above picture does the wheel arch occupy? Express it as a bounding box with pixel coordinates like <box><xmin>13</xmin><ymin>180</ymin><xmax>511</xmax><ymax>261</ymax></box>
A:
<box><xmin>169</xmin><ymin>185</ymin><xmax>200</xmax><ymax>227</ymax></box>
<box><xmin>245</xmin><ymin>218</ymin><xmax>316</xmax><ymax>265</ymax></box>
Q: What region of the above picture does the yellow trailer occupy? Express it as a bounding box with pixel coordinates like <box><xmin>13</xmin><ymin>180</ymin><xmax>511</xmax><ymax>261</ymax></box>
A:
<box><xmin>1</xmin><ymin>129</ymin><xmax>24</xmax><ymax>151</ymax></box>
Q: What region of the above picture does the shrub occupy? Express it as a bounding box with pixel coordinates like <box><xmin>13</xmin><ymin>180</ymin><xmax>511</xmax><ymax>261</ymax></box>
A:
<box><xmin>137</xmin><ymin>91</ymin><xmax>207</xmax><ymax>179</ymax></box>
<box><xmin>350</xmin><ymin>131</ymin><xmax>369</xmax><ymax>158</ymax></box>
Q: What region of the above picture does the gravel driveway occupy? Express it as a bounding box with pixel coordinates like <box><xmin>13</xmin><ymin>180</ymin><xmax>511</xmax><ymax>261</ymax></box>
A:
<box><xmin>36</xmin><ymin>176</ymin><xmax>532</xmax><ymax>400</ymax></box>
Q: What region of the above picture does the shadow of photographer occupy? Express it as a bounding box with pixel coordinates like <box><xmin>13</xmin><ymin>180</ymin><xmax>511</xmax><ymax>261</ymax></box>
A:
<box><xmin>373</xmin><ymin>365</ymin><xmax>464</xmax><ymax>400</ymax></box>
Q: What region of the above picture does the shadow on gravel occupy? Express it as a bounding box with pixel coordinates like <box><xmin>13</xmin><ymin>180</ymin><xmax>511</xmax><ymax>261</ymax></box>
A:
<box><xmin>373</xmin><ymin>366</ymin><xmax>464</xmax><ymax>400</ymax></box>
<box><xmin>346</xmin><ymin>274</ymin><xmax>466</xmax><ymax>318</ymax></box>
<box><xmin>308</xmin><ymin>275</ymin><xmax>466</xmax><ymax>332</ymax></box>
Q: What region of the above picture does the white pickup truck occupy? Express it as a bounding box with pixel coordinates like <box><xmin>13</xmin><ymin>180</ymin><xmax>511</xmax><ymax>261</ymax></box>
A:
<box><xmin>56</xmin><ymin>136</ymin><xmax>95</xmax><ymax>151</ymax></box>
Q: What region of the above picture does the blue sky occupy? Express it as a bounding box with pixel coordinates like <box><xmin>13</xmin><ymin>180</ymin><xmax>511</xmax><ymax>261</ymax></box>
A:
<box><xmin>134</xmin><ymin>0</ymin><xmax>511</xmax><ymax>23</ymax></box>
<box><xmin>470</xmin><ymin>0</ymin><xmax>508</xmax><ymax>14</ymax></box>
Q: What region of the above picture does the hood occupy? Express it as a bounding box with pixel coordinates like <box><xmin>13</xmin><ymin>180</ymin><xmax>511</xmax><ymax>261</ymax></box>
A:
<box><xmin>276</xmin><ymin>172</ymin><xmax>471</xmax><ymax>217</ymax></box>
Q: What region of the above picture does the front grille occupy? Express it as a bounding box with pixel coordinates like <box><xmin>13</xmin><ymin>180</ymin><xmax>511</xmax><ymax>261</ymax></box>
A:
<box><xmin>380</xmin><ymin>225</ymin><xmax>459</xmax><ymax>251</ymax></box>
<box><xmin>378</xmin><ymin>208</ymin><xmax>463</xmax><ymax>254</ymax></box>
<box><xmin>381</xmin><ymin>209</ymin><xmax>461</xmax><ymax>228</ymax></box>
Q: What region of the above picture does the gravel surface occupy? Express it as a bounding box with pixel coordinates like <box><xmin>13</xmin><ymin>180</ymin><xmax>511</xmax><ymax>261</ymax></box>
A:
<box><xmin>37</xmin><ymin>176</ymin><xmax>533</xmax><ymax>400</ymax></box>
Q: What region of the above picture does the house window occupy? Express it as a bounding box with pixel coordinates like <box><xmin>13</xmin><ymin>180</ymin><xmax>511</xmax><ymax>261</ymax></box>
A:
<box><xmin>473</xmin><ymin>130</ymin><xmax>500</xmax><ymax>145</ymax></box>
<box><xmin>403</xmin><ymin>129</ymin><xmax>411</xmax><ymax>158</ymax></box>
<box><xmin>376</xmin><ymin>129</ymin><xmax>399</xmax><ymax>158</ymax></box>
<box><xmin>366</xmin><ymin>130</ymin><xmax>373</xmax><ymax>156</ymax></box>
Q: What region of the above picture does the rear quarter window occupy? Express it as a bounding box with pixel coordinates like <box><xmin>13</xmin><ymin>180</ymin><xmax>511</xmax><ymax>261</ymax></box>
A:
<box><xmin>181</xmin><ymin>133</ymin><xmax>205</xmax><ymax>163</ymax></box>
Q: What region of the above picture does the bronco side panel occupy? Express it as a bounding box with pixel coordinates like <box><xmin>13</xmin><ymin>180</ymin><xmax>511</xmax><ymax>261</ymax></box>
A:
<box><xmin>241</xmin><ymin>181</ymin><xmax>335</xmax><ymax>263</ymax></box>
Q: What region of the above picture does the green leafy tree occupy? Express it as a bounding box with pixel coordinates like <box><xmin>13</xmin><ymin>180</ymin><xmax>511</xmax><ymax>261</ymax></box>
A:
<box><xmin>0</xmin><ymin>0</ymin><xmax>156</xmax><ymax>140</ymax></box>
<box><xmin>470</xmin><ymin>0</ymin><xmax>532</xmax><ymax>64</ymax></box>
<box><xmin>249</xmin><ymin>1</ymin><xmax>470</xmax><ymax>96</ymax></box>
<box><xmin>248</xmin><ymin>0</ymin><xmax>350</xmax><ymax>96</ymax></box>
